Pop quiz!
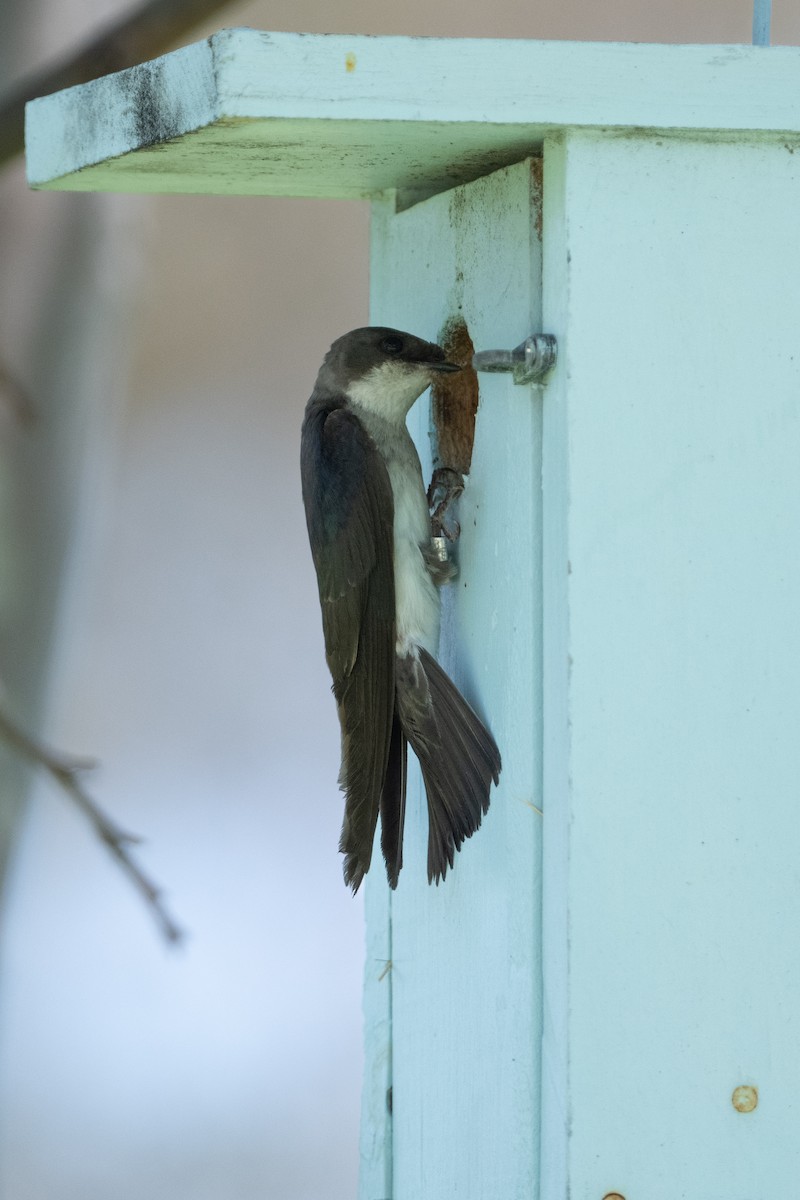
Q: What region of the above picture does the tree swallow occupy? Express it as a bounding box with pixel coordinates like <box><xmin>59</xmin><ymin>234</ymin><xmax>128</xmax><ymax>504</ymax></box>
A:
<box><xmin>301</xmin><ymin>327</ymin><xmax>501</xmax><ymax>890</ymax></box>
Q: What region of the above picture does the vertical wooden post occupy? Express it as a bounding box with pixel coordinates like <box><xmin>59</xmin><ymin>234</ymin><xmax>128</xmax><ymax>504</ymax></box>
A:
<box><xmin>541</xmin><ymin>128</ymin><xmax>800</xmax><ymax>1198</ymax></box>
<box><xmin>361</xmin><ymin>161</ymin><xmax>544</xmax><ymax>1200</ymax></box>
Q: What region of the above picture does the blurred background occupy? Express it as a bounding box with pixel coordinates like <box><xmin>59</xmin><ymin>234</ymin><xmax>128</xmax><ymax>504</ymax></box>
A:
<box><xmin>0</xmin><ymin>1</ymin><xmax>797</xmax><ymax>1197</ymax></box>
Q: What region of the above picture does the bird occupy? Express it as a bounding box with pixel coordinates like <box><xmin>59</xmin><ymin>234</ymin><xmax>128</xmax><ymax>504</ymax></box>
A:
<box><xmin>301</xmin><ymin>326</ymin><xmax>501</xmax><ymax>891</ymax></box>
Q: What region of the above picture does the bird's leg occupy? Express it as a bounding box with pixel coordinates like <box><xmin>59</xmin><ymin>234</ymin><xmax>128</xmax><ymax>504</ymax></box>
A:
<box><xmin>427</xmin><ymin>466</ymin><xmax>464</xmax><ymax>541</ymax></box>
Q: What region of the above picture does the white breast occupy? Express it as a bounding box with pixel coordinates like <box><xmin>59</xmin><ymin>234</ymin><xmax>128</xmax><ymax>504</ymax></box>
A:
<box><xmin>387</xmin><ymin>448</ymin><xmax>440</xmax><ymax>656</ymax></box>
<box><xmin>348</xmin><ymin>396</ymin><xmax>441</xmax><ymax>657</ymax></box>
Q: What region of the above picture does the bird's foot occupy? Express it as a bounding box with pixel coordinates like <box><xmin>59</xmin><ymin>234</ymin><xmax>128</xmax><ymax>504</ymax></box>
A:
<box><xmin>428</xmin><ymin>467</ymin><xmax>464</xmax><ymax>541</ymax></box>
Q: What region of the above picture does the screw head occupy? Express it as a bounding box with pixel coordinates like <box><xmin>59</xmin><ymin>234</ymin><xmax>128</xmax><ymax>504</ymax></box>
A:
<box><xmin>732</xmin><ymin>1085</ymin><xmax>758</xmax><ymax>1113</ymax></box>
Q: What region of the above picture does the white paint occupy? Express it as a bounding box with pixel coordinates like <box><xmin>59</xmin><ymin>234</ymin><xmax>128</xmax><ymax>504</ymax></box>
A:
<box><xmin>541</xmin><ymin>129</ymin><xmax>800</xmax><ymax>1199</ymax></box>
<box><xmin>25</xmin><ymin>30</ymin><xmax>800</xmax><ymax>201</ymax></box>
<box><xmin>362</xmin><ymin>159</ymin><xmax>543</xmax><ymax>1200</ymax></box>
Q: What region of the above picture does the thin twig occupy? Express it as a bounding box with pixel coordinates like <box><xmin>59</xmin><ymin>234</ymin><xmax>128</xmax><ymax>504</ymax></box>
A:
<box><xmin>0</xmin><ymin>0</ymin><xmax>241</xmax><ymax>169</ymax></box>
<box><xmin>0</xmin><ymin>705</ymin><xmax>185</xmax><ymax>945</ymax></box>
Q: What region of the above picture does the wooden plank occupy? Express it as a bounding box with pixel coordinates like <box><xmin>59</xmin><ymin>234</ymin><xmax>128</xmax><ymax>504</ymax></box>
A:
<box><xmin>541</xmin><ymin>128</ymin><xmax>800</xmax><ymax>1198</ymax></box>
<box><xmin>25</xmin><ymin>29</ymin><xmax>800</xmax><ymax>202</ymax></box>
<box><xmin>359</xmin><ymin>862</ymin><xmax>393</xmax><ymax>1199</ymax></box>
<box><xmin>364</xmin><ymin>159</ymin><xmax>544</xmax><ymax>1199</ymax></box>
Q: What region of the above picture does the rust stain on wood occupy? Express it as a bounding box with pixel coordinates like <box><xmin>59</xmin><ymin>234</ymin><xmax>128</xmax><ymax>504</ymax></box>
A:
<box><xmin>431</xmin><ymin>316</ymin><xmax>479</xmax><ymax>475</ymax></box>
<box><xmin>531</xmin><ymin>157</ymin><xmax>543</xmax><ymax>240</ymax></box>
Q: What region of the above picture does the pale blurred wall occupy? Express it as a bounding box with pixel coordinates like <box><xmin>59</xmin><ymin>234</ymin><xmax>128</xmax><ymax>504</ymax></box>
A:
<box><xmin>1</xmin><ymin>1</ymin><xmax>798</xmax><ymax>1197</ymax></box>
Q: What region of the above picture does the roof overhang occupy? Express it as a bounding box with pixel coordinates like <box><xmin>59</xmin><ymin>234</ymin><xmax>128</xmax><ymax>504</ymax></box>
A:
<box><xmin>25</xmin><ymin>29</ymin><xmax>800</xmax><ymax>208</ymax></box>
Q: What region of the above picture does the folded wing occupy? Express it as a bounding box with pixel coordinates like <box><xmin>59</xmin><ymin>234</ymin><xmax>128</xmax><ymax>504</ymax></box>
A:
<box><xmin>301</xmin><ymin>396</ymin><xmax>396</xmax><ymax>890</ymax></box>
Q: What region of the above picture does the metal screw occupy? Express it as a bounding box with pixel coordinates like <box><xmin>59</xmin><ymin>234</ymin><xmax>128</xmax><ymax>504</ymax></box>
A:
<box><xmin>732</xmin><ymin>1085</ymin><xmax>758</xmax><ymax>1113</ymax></box>
<box><xmin>472</xmin><ymin>333</ymin><xmax>558</xmax><ymax>385</ymax></box>
<box><xmin>430</xmin><ymin>535</ymin><xmax>450</xmax><ymax>563</ymax></box>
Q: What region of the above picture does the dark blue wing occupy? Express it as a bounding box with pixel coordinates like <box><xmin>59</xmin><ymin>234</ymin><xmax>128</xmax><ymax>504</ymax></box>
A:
<box><xmin>301</xmin><ymin>395</ymin><xmax>396</xmax><ymax>889</ymax></box>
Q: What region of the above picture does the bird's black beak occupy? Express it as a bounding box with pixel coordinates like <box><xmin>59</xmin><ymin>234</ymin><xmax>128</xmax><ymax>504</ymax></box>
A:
<box><xmin>429</xmin><ymin>361</ymin><xmax>461</xmax><ymax>373</ymax></box>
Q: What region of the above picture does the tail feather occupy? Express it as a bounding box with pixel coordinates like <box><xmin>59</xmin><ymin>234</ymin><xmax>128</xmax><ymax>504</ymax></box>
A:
<box><xmin>395</xmin><ymin>647</ymin><xmax>501</xmax><ymax>884</ymax></box>
<box><xmin>337</xmin><ymin>604</ymin><xmax>395</xmax><ymax>892</ymax></box>
<box><xmin>379</xmin><ymin>714</ymin><xmax>407</xmax><ymax>889</ymax></box>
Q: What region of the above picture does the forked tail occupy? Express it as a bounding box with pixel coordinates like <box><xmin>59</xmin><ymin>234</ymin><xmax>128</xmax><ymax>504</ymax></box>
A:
<box><xmin>393</xmin><ymin>647</ymin><xmax>501</xmax><ymax>884</ymax></box>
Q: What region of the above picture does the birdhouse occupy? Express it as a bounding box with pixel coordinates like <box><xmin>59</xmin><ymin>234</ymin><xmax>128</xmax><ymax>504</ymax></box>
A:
<box><xmin>26</xmin><ymin>29</ymin><xmax>800</xmax><ymax>1197</ymax></box>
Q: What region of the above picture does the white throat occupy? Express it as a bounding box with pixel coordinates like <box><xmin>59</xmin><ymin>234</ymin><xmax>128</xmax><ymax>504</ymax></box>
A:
<box><xmin>346</xmin><ymin>362</ymin><xmax>432</xmax><ymax>421</ymax></box>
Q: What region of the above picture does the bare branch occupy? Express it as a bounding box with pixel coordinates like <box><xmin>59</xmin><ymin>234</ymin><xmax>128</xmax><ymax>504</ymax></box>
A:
<box><xmin>0</xmin><ymin>0</ymin><xmax>241</xmax><ymax>170</ymax></box>
<box><xmin>0</xmin><ymin>705</ymin><xmax>186</xmax><ymax>945</ymax></box>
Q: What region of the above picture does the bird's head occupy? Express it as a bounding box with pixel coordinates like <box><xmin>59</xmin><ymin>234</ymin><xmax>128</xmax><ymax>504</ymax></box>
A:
<box><xmin>316</xmin><ymin>326</ymin><xmax>460</xmax><ymax>418</ymax></box>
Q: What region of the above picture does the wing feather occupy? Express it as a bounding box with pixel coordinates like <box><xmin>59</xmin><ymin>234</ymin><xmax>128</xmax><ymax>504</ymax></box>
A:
<box><xmin>301</xmin><ymin>395</ymin><xmax>395</xmax><ymax>889</ymax></box>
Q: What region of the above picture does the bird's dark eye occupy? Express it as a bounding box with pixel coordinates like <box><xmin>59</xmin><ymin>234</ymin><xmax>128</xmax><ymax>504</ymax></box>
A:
<box><xmin>381</xmin><ymin>336</ymin><xmax>404</xmax><ymax>354</ymax></box>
